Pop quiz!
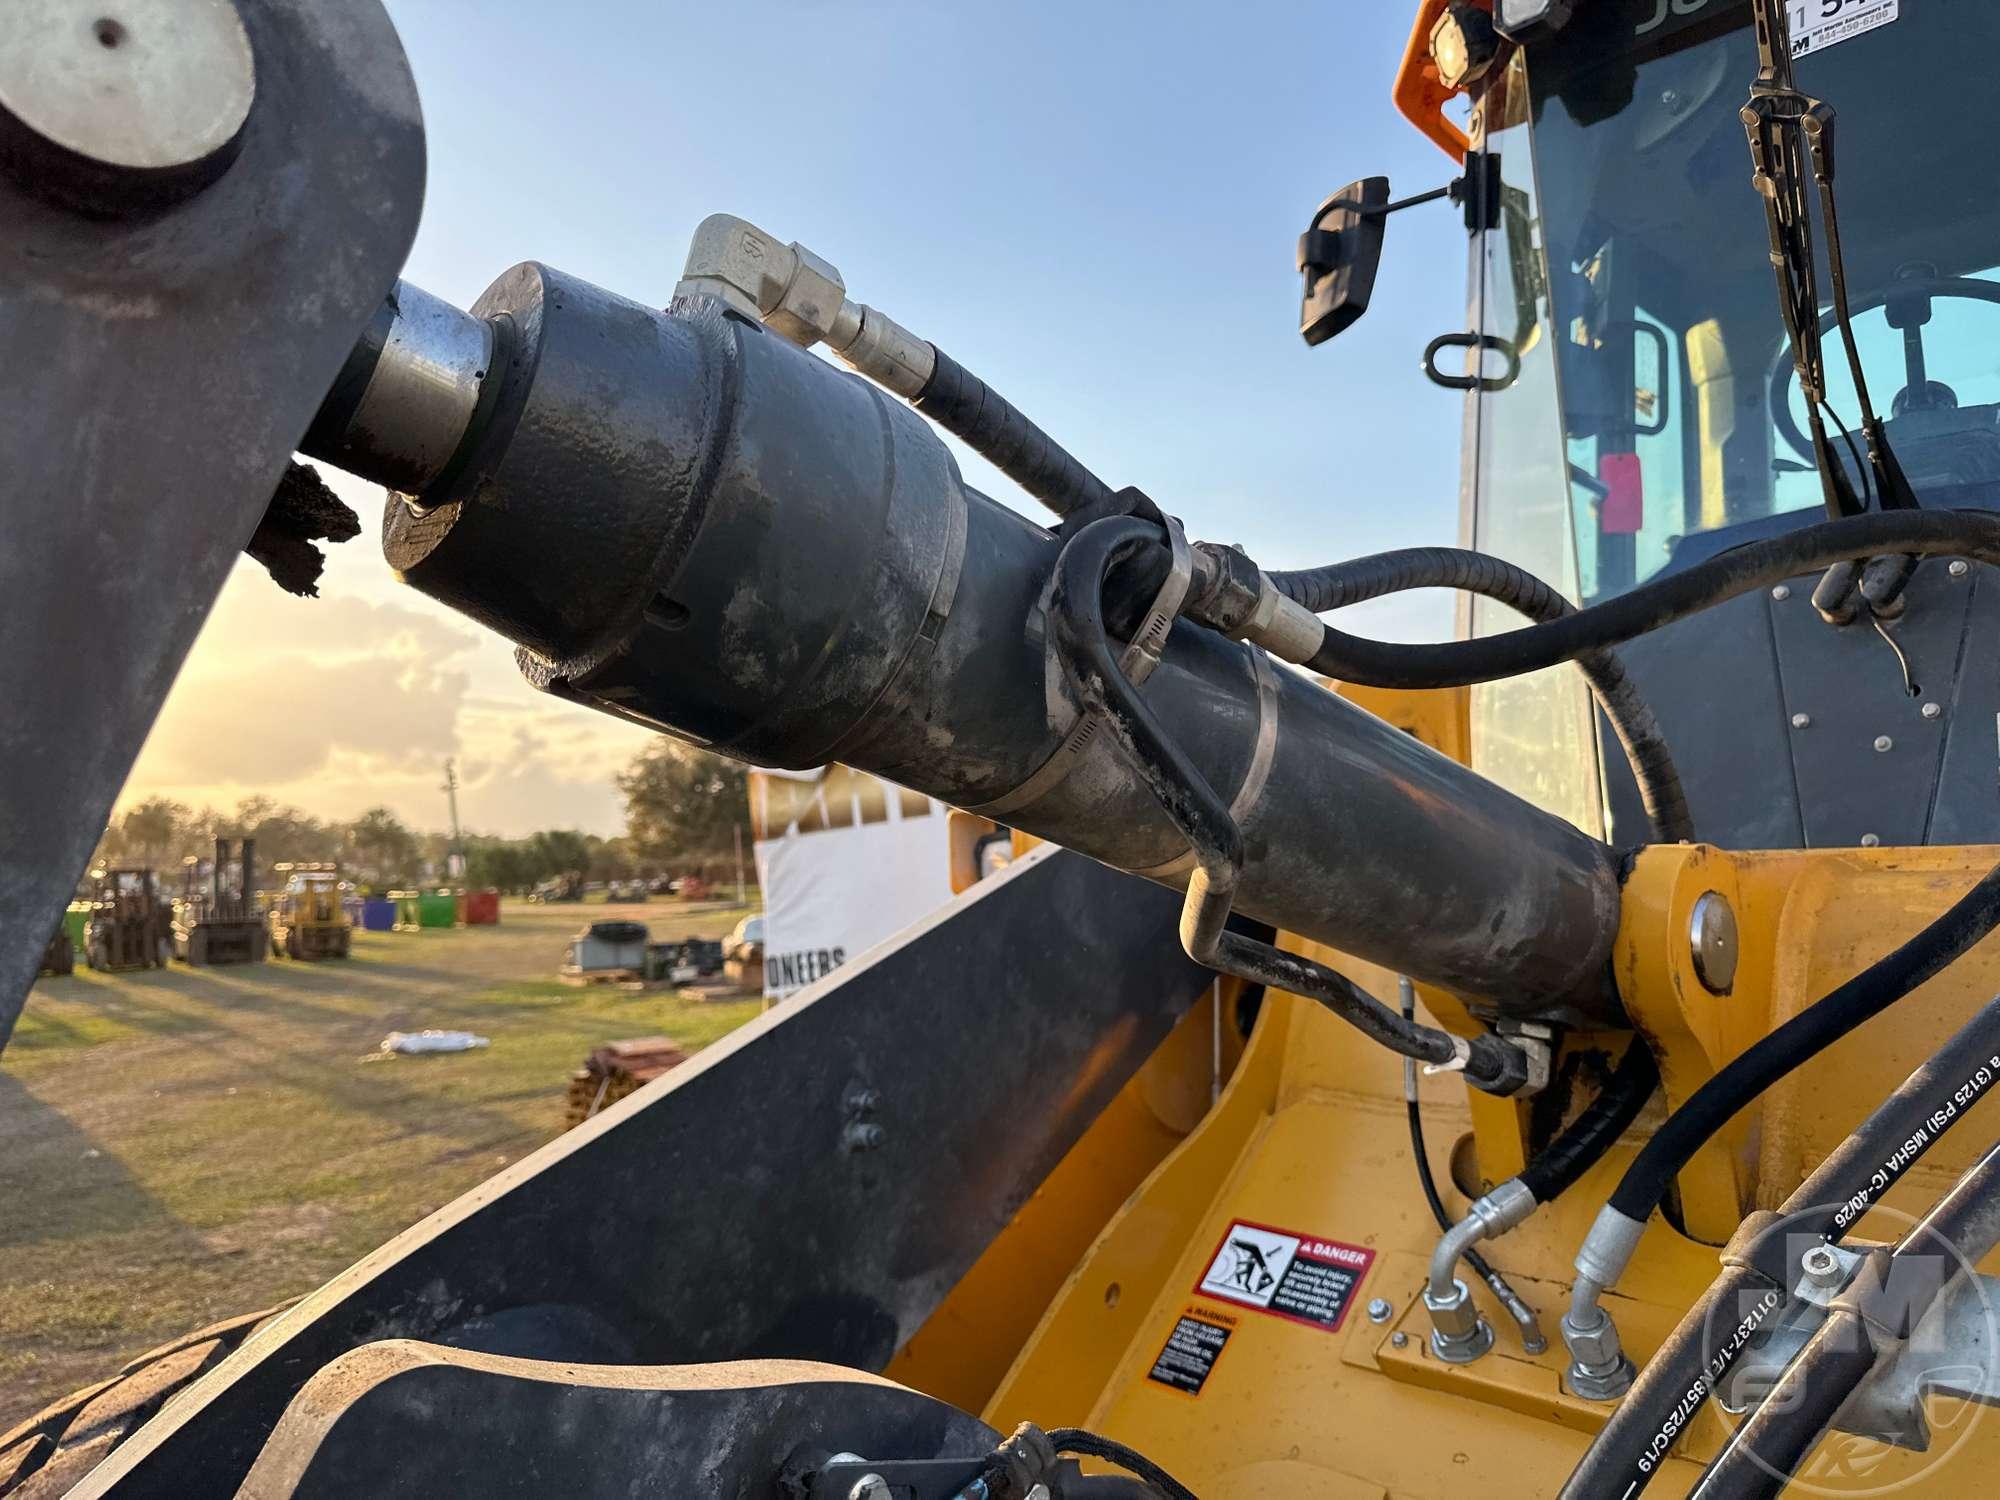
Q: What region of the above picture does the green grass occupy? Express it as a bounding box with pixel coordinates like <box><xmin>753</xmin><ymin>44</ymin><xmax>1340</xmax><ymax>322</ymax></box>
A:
<box><xmin>0</xmin><ymin>899</ymin><xmax>761</xmax><ymax>1431</ymax></box>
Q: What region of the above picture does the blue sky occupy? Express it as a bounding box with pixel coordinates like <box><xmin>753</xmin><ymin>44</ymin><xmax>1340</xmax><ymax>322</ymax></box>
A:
<box><xmin>124</xmin><ymin>0</ymin><xmax>1478</xmax><ymax>836</ymax></box>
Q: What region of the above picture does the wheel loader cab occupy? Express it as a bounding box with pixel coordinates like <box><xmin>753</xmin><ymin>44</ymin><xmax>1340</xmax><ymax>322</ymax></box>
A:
<box><xmin>1453</xmin><ymin>0</ymin><xmax>2000</xmax><ymax>849</ymax></box>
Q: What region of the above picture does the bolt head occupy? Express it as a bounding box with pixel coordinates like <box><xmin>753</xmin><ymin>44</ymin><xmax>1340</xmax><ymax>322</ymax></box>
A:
<box><xmin>848</xmin><ymin>1476</ymin><xmax>891</xmax><ymax>1500</ymax></box>
<box><xmin>1923</xmin><ymin>702</ymin><xmax>1943</xmax><ymax>720</ymax></box>
<box><xmin>1951</xmin><ymin>560</ymin><xmax>1971</xmax><ymax>578</ymax></box>
<box><xmin>1771</xmin><ymin>584</ymin><xmax>1792</xmax><ymax>601</ymax></box>
<box><xmin>1367</xmin><ymin>1297</ymin><xmax>1394</xmax><ymax>1324</ymax></box>
<box><xmin>1390</xmin><ymin>1330</ymin><xmax>1410</xmax><ymax>1348</ymax></box>
<box><xmin>1791</xmin><ymin>712</ymin><xmax>1812</xmax><ymax>730</ymax></box>
<box><xmin>1801</xmin><ymin>1244</ymin><xmax>1843</xmax><ymax>1286</ymax></box>
<box><xmin>1861</xmin><ymin>833</ymin><xmax>1882</xmax><ymax>848</ymax></box>
<box><xmin>1875</xmin><ymin>735</ymin><xmax>1895</xmax><ymax>753</ymax></box>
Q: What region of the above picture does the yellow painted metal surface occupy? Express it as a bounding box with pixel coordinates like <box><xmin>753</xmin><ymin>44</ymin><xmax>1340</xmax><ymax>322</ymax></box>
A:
<box><xmin>902</xmin><ymin>679</ymin><xmax>2000</xmax><ymax>1493</ymax></box>
<box><xmin>969</xmin><ymin>843</ymin><xmax>2000</xmax><ymax>1495</ymax></box>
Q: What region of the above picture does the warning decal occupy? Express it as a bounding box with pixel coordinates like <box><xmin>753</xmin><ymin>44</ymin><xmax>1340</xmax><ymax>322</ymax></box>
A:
<box><xmin>1193</xmin><ymin>1219</ymin><xmax>1374</xmax><ymax>1333</ymax></box>
<box><xmin>1146</xmin><ymin>1307</ymin><xmax>1235</xmax><ymax>1395</ymax></box>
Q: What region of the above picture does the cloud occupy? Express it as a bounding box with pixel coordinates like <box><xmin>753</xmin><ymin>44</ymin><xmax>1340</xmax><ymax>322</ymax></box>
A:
<box><xmin>115</xmin><ymin>561</ymin><xmax>657</xmax><ymax>836</ymax></box>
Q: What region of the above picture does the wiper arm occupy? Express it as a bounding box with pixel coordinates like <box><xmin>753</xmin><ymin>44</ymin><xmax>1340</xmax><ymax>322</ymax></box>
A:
<box><xmin>1742</xmin><ymin>0</ymin><xmax>1921</xmax><ymax>618</ymax></box>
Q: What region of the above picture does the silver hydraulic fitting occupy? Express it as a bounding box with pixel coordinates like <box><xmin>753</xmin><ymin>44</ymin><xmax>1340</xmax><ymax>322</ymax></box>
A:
<box><xmin>1184</xmin><ymin>540</ymin><xmax>1327</xmax><ymax>665</ymax></box>
<box><xmin>1426</xmin><ymin>1178</ymin><xmax>1546</xmax><ymax>1356</ymax></box>
<box><xmin>1561</xmin><ymin>1298</ymin><xmax>1636</xmax><ymax>1400</ymax></box>
<box><xmin>1423</xmin><ymin>1276</ymin><xmax>1496</xmax><ymax>1364</ymax></box>
<box><xmin>674</xmin><ymin>214</ymin><xmax>936</xmax><ymax>397</ymax></box>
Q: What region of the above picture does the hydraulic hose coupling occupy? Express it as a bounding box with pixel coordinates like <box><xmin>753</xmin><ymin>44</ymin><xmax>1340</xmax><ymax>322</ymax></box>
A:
<box><xmin>1426</xmin><ymin>1178</ymin><xmax>1542</xmax><ymax>1362</ymax></box>
<box><xmin>672</xmin><ymin>214</ymin><xmax>935</xmax><ymax>397</ymax></box>
<box><xmin>1185</xmin><ymin>541</ymin><xmax>1328</xmax><ymax>666</ymax></box>
<box><xmin>1564</xmin><ymin>1205</ymin><xmax>1648</xmax><ymax>1399</ymax></box>
<box><xmin>1423</xmin><ymin>1277</ymin><xmax>1495</xmax><ymax>1364</ymax></box>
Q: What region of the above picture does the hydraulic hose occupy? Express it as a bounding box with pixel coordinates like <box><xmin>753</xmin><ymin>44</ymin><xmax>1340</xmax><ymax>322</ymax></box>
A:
<box><xmin>1561</xmin><ymin>991</ymin><xmax>2000</xmax><ymax>1499</ymax></box>
<box><xmin>1692</xmin><ymin>1137</ymin><xmax>2000</xmax><ymax>1498</ymax></box>
<box><xmin>1568</xmin><ymin>858</ymin><xmax>2000</xmax><ymax>1400</ymax></box>
<box><xmin>1287</xmin><ymin>509</ymin><xmax>2000</xmax><ymax>689</ymax></box>
<box><xmin>1520</xmin><ymin>1039</ymin><xmax>1662</xmax><ymax>1205</ymax></box>
<box><xmin>1401</xmin><ymin>978</ymin><xmax>1546</xmax><ymax>1352</ymax></box>
<box><xmin>1606</xmin><ymin>858</ymin><xmax>2000</xmax><ymax>1226</ymax></box>
<box><xmin>913</xmin><ymin>347</ymin><xmax>1116</xmax><ymax>522</ymax></box>
<box><xmin>1268</xmin><ymin>546</ymin><xmax>1692</xmax><ymax>843</ymax></box>
<box><xmin>1048</xmin><ymin>516</ymin><xmax>1532</xmax><ymax>1094</ymax></box>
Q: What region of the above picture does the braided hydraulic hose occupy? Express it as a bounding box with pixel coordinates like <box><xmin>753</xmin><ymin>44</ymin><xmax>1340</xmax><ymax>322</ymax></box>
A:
<box><xmin>1269</xmin><ymin>546</ymin><xmax>1692</xmax><ymax>844</ymax></box>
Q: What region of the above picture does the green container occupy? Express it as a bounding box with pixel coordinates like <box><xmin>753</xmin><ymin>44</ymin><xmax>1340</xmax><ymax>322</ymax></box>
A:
<box><xmin>63</xmin><ymin>902</ymin><xmax>88</xmax><ymax>948</ymax></box>
<box><xmin>390</xmin><ymin>890</ymin><xmax>423</xmax><ymax>932</ymax></box>
<box><xmin>417</xmin><ymin>890</ymin><xmax>457</xmax><ymax>929</ymax></box>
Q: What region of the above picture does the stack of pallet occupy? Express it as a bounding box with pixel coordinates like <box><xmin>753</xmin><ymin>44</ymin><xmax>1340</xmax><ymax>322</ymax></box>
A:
<box><xmin>562</xmin><ymin>1036</ymin><xmax>689</xmax><ymax>1130</ymax></box>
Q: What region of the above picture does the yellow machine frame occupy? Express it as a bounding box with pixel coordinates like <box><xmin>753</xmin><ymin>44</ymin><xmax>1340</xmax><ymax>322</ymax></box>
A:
<box><xmin>893</xmin><ymin>682</ymin><xmax>2000</xmax><ymax>1495</ymax></box>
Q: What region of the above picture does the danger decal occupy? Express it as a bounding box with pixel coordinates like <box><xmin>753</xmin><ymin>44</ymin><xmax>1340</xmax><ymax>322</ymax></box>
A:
<box><xmin>1192</xmin><ymin>1219</ymin><xmax>1374</xmax><ymax>1333</ymax></box>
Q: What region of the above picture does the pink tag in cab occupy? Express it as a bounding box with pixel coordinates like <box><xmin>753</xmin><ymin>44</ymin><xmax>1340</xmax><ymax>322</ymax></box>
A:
<box><xmin>1598</xmin><ymin>453</ymin><xmax>1644</xmax><ymax>535</ymax></box>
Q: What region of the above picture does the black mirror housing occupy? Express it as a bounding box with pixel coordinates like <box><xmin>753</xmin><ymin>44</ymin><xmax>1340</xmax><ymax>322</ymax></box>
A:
<box><xmin>1298</xmin><ymin>176</ymin><xmax>1390</xmax><ymax>347</ymax></box>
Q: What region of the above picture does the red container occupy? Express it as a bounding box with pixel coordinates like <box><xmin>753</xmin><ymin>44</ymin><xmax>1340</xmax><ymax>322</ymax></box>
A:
<box><xmin>462</xmin><ymin>889</ymin><xmax>501</xmax><ymax>925</ymax></box>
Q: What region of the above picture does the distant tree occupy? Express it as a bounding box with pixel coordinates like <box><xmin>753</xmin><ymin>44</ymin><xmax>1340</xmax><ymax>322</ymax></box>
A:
<box><xmin>618</xmin><ymin>742</ymin><xmax>749</xmax><ymax>869</ymax></box>
<box><xmin>467</xmin><ymin>838</ymin><xmax>533</xmax><ymax>894</ymax></box>
<box><xmin>344</xmin><ymin>806</ymin><xmax>417</xmax><ymax>886</ymax></box>
<box><xmin>120</xmin><ymin>797</ymin><xmax>189</xmax><ymax>870</ymax></box>
<box><xmin>528</xmin><ymin>828</ymin><xmax>593</xmax><ymax>881</ymax></box>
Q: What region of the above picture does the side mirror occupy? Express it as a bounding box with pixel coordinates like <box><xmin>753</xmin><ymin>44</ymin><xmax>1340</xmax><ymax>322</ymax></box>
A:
<box><xmin>1297</xmin><ymin>177</ymin><xmax>1390</xmax><ymax>346</ymax></box>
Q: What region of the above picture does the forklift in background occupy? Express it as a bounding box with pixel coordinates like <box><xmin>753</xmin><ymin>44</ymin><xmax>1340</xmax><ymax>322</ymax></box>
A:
<box><xmin>266</xmin><ymin>863</ymin><xmax>353</xmax><ymax>961</ymax></box>
<box><xmin>172</xmin><ymin>838</ymin><xmax>268</xmax><ymax>965</ymax></box>
<box><xmin>81</xmin><ymin>869</ymin><xmax>170</xmax><ymax>973</ymax></box>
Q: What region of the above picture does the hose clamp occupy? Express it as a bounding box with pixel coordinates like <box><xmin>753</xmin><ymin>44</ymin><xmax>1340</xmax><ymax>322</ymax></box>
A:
<box><xmin>972</xmin><ymin>516</ymin><xmax>1191</xmax><ymax>819</ymax></box>
<box><xmin>1119</xmin><ymin>515</ymin><xmax>1192</xmax><ymax>687</ymax></box>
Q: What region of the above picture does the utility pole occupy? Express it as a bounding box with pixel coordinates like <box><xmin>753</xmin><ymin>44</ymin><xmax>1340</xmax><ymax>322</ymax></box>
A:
<box><xmin>441</xmin><ymin>758</ymin><xmax>464</xmax><ymax>877</ymax></box>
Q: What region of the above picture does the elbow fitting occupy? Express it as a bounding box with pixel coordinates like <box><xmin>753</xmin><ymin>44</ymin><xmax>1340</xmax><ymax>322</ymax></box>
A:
<box><xmin>1427</xmin><ymin>1178</ymin><xmax>1539</xmax><ymax>1300</ymax></box>
<box><xmin>673</xmin><ymin>213</ymin><xmax>935</xmax><ymax>396</ymax></box>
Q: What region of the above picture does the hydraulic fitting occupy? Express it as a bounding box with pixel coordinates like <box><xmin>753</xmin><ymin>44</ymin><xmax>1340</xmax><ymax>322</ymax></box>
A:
<box><xmin>1185</xmin><ymin>542</ymin><xmax>1326</xmax><ymax>665</ymax></box>
<box><xmin>1423</xmin><ymin>1277</ymin><xmax>1496</xmax><ymax>1363</ymax></box>
<box><xmin>673</xmin><ymin>213</ymin><xmax>935</xmax><ymax>397</ymax></box>
<box><xmin>1561</xmin><ymin>1300</ymin><xmax>1635</xmax><ymax>1401</ymax></box>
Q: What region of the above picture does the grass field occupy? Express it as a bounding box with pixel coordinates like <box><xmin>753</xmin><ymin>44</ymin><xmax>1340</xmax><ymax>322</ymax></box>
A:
<box><xmin>0</xmin><ymin>896</ymin><xmax>762</xmax><ymax>1432</ymax></box>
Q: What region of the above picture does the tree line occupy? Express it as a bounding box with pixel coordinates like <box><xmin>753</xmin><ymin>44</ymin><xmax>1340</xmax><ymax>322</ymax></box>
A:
<box><xmin>95</xmin><ymin>740</ymin><xmax>755</xmax><ymax>895</ymax></box>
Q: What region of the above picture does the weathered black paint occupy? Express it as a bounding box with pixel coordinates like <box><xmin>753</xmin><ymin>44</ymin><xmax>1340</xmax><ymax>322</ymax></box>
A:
<box><xmin>371</xmin><ymin>269</ymin><xmax>1624</xmax><ymax>1019</ymax></box>
<box><xmin>0</xmin><ymin>0</ymin><xmax>425</xmax><ymax>1053</ymax></box>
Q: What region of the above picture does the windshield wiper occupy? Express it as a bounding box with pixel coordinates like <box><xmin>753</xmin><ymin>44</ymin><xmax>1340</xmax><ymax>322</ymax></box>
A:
<box><xmin>1741</xmin><ymin>0</ymin><xmax>1921</xmax><ymax>620</ymax></box>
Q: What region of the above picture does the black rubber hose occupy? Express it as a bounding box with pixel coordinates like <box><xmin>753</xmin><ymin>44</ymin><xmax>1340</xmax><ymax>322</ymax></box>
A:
<box><xmin>1520</xmin><ymin>1039</ymin><xmax>1662</xmax><ymax>1204</ymax></box>
<box><xmin>1049</xmin><ymin>516</ymin><xmax>1529</xmax><ymax>1093</ymax></box>
<box><xmin>1269</xmin><ymin>546</ymin><xmax>1692</xmax><ymax>843</ymax></box>
<box><xmin>1401</xmin><ymin>981</ymin><xmax>1504</xmax><ymax>1289</ymax></box>
<box><xmin>1692</xmin><ymin>1138</ymin><xmax>2000</xmax><ymax>1498</ymax></box>
<box><xmin>1292</xmin><ymin>509</ymin><xmax>2000</xmax><ymax>689</ymax></box>
<box><xmin>1606</xmin><ymin>858</ymin><xmax>2000</xmax><ymax>1224</ymax></box>
<box><xmin>914</xmin><ymin>347</ymin><xmax>1114</xmax><ymax>521</ymax></box>
<box><xmin>1561</xmin><ymin>991</ymin><xmax>2000</xmax><ymax>1499</ymax></box>
<box><xmin>1047</xmin><ymin>1428</ymin><xmax>1197</xmax><ymax>1500</ymax></box>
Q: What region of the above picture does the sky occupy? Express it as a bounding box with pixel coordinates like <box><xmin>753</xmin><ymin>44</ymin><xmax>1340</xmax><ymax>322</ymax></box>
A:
<box><xmin>119</xmin><ymin>0</ymin><xmax>1475</xmax><ymax>838</ymax></box>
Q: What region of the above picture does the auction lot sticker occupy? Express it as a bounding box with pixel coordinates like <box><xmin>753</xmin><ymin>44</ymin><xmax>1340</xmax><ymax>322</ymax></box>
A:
<box><xmin>1192</xmin><ymin>1219</ymin><xmax>1375</xmax><ymax>1333</ymax></box>
<box><xmin>1787</xmin><ymin>0</ymin><xmax>1897</xmax><ymax>58</ymax></box>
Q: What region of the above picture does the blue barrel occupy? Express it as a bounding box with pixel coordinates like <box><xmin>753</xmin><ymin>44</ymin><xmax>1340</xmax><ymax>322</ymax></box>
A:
<box><xmin>361</xmin><ymin>897</ymin><xmax>397</xmax><ymax>932</ymax></box>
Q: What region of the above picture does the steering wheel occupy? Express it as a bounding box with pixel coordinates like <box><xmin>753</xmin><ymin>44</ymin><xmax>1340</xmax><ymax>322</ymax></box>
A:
<box><xmin>1769</xmin><ymin>275</ymin><xmax>2000</xmax><ymax>465</ymax></box>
